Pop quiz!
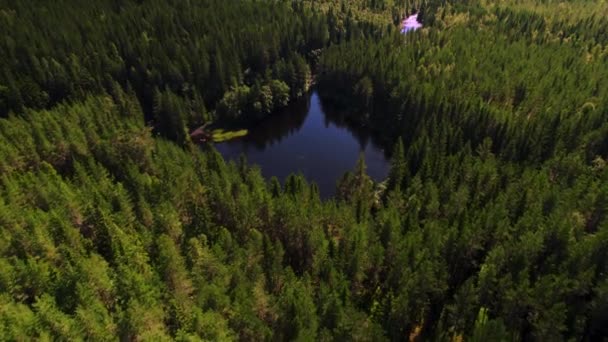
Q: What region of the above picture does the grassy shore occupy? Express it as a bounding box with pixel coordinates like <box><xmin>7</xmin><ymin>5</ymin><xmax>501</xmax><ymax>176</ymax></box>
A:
<box><xmin>211</xmin><ymin>128</ymin><xmax>248</xmax><ymax>142</ymax></box>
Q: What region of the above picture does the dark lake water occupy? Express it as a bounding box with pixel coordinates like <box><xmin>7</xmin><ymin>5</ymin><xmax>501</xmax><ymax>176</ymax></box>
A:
<box><xmin>215</xmin><ymin>91</ymin><xmax>390</xmax><ymax>198</ymax></box>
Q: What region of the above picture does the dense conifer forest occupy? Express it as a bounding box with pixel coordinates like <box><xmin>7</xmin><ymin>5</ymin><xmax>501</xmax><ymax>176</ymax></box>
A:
<box><xmin>1</xmin><ymin>0</ymin><xmax>607</xmax><ymax>340</ymax></box>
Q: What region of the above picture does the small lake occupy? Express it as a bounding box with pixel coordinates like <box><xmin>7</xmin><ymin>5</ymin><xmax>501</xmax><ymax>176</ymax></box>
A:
<box><xmin>215</xmin><ymin>91</ymin><xmax>390</xmax><ymax>198</ymax></box>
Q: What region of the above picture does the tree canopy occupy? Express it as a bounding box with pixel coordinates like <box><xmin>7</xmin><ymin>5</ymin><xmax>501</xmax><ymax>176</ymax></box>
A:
<box><xmin>1</xmin><ymin>0</ymin><xmax>607</xmax><ymax>340</ymax></box>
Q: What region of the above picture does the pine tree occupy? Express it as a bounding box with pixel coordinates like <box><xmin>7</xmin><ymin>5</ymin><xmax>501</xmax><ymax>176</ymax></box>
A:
<box><xmin>387</xmin><ymin>137</ymin><xmax>406</xmax><ymax>192</ymax></box>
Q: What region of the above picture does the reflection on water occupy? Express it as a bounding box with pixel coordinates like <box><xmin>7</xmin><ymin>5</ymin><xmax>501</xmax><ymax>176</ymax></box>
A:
<box><xmin>236</xmin><ymin>93</ymin><xmax>310</xmax><ymax>150</ymax></box>
<box><xmin>215</xmin><ymin>92</ymin><xmax>391</xmax><ymax>198</ymax></box>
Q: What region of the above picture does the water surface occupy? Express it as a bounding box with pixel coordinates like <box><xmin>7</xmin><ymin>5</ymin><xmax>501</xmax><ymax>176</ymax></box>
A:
<box><xmin>215</xmin><ymin>92</ymin><xmax>390</xmax><ymax>198</ymax></box>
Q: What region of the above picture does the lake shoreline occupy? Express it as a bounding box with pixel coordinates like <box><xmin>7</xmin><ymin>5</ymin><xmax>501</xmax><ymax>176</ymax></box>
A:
<box><xmin>215</xmin><ymin>90</ymin><xmax>390</xmax><ymax>198</ymax></box>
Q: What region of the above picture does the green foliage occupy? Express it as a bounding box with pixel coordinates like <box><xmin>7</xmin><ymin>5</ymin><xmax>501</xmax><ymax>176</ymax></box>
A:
<box><xmin>0</xmin><ymin>0</ymin><xmax>383</xmax><ymax>133</ymax></box>
<box><xmin>0</xmin><ymin>0</ymin><xmax>607</xmax><ymax>340</ymax></box>
<box><xmin>216</xmin><ymin>78</ymin><xmax>294</xmax><ymax>122</ymax></box>
<box><xmin>211</xmin><ymin>129</ymin><xmax>249</xmax><ymax>143</ymax></box>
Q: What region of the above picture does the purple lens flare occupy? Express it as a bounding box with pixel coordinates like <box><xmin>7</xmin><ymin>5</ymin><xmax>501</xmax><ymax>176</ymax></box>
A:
<box><xmin>401</xmin><ymin>13</ymin><xmax>422</xmax><ymax>33</ymax></box>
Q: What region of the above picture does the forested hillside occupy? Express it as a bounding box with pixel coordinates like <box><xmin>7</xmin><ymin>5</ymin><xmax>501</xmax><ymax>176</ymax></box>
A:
<box><xmin>1</xmin><ymin>0</ymin><xmax>607</xmax><ymax>340</ymax></box>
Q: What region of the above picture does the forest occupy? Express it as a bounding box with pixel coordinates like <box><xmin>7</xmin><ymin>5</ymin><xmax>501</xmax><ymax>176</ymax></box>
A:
<box><xmin>0</xmin><ymin>0</ymin><xmax>607</xmax><ymax>340</ymax></box>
